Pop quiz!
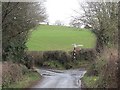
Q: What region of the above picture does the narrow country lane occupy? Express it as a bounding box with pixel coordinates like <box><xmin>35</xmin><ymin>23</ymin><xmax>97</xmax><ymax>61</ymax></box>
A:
<box><xmin>32</xmin><ymin>69</ymin><xmax>86</xmax><ymax>88</ymax></box>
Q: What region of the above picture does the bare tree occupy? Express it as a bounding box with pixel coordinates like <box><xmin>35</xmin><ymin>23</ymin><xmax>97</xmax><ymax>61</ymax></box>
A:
<box><xmin>73</xmin><ymin>1</ymin><xmax>119</xmax><ymax>88</ymax></box>
<box><xmin>73</xmin><ymin>2</ymin><xmax>118</xmax><ymax>52</ymax></box>
<box><xmin>69</xmin><ymin>19</ymin><xmax>82</xmax><ymax>28</ymax></box>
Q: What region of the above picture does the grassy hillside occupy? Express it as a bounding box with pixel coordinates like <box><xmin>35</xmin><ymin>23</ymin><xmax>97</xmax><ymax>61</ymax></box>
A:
<box><xmin>26</xmin><ymin>25</ymin><xmax>96</xmax><ymax>51</ymax></box>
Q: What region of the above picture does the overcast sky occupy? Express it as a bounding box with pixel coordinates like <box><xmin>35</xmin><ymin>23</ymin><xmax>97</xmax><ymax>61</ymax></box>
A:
<box><xmin>44</xmin><ymin>0</ymin><xmax>85</xmax><ymax>26</ymax></box>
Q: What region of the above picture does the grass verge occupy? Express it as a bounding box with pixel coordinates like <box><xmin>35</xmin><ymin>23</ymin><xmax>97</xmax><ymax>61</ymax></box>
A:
<box><xmin>43</xmin><ymin>60</ymin><xmax>65</xmax><ymax>70</ymax></box>
<box><xmin>69</xmin><ymin>60</ymin><xmax>92</xmax><ymax>69</ymax></box>
<box><xmin>41</xmin><ymin>60</ymin><xmax>91</xmax><ymax>70</ymax></box>
<box><xmin>81</xmin><ymin>74</ymin><xmax>99</xmax><ymax>88</ymax></box>
<box><xmin>4</xmin><ymin>71</ymin><xmax>41</xmax><ymax>88</ymax></box>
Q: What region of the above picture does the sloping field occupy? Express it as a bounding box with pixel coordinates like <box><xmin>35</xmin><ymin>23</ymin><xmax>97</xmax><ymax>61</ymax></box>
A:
<box><xmin>26</xmin><ymin>25</ymin><xmax>96</xmax><ymax>51</ymax></box>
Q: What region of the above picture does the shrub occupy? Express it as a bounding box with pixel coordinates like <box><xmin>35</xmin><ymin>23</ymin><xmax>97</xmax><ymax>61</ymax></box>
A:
<box><xmin>23</xmin><ymin>54</ymin><xmax>34</xmax><ymax>69</ymax></box>
<box><xmin>2</xmin><ymin>62</ymin><xmax>28</xmax><ymax>87</ymax></box>
<box><xmin>25</xmin><ymin>51</ymin><xmax>44</xmax><ymax>67</ymax></box>
<box><xmin>85</xmin><ymin>48</ymin><xmax>118</xmax><ymax>88</ymax></box>
<box><xmin>26</xmin><ymin>49</ymin><xmax>96</xmax><ymax>69</ymax></box>
<box><xmin>43</xmin><ymin>60</ymin><xmax>64</xmax><ymax>69</ymax></box>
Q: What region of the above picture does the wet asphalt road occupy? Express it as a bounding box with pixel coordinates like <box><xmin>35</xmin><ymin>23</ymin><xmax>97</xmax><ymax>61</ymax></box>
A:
<box><xmin>32</xmin><ymin>69</ymin><xmax>86</xmax><ymax>88</ymax></box>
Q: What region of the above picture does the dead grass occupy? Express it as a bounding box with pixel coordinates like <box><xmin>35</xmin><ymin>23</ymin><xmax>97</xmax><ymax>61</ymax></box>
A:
<box><xmin>0</xmin><ymin>62</ymin><xmax>2</xmax><ymax>88</ymax></box>
<box><xmin>2</xmin><ymin>61</ymin><xmax>28</xmax><ymax>87</ymax></box>
<box><xmin>101</xmin><ymin>48</ymin><xmax>118</xmax><ymax>88</ymax></box>
<box><xmin>83</xmin><ymin>48</ymin><xmax>118</xmax><ymax>88</ymax></box>
<box><xmin>98</xmin><ymin>48</ymin><xmax>118</xmax><ymax>88</ymax></box>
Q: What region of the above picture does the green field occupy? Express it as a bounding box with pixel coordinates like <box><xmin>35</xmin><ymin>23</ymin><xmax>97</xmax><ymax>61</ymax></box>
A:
<box><xmin>26</xmin><ymin>25</ymin><xmax>96</xmax><ymax>51</ymax></box>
